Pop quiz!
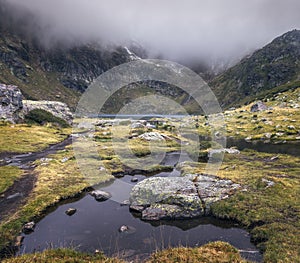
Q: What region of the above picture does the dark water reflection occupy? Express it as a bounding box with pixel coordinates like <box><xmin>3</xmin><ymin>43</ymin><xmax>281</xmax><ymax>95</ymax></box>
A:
<box><xmin>21</xmin><ymin>151</ymin><xmax>262</xmax><ymax>262</ymax></box>
<box><xmin>21</xmin><ymin>195</ymin><xmax>261</xmax><ymax>262</ymax></box>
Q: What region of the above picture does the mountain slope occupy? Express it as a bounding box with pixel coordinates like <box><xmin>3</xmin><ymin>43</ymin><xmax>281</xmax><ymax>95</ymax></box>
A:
<box><xmin>0</xmin><ymin>32</ymin><xmax>136</xmax><ymax>110</ymax></box>
<box><xmin>210</xmin><ymin>29</ymin><xmax>300</xmax><ymax>108</ymax></box>
<box><xmin>0</xmin><ymin>0</ymin><xmax>140</xmax><ymax>110</ymax></box>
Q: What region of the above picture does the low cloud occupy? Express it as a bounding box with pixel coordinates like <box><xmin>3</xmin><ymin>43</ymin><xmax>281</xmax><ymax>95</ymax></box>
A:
<box><xmin>3</xmin><ymin>0</ymin><xmax>300</xmax><ymax>65</ymax></box>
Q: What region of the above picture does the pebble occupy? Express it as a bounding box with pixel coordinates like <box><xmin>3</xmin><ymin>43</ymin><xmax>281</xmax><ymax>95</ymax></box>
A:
<box><xmin>65</xmin><ymin>208</ymin><xmax>77</xmax><ymax>216</ymax></box>
<box><xmin>131</xmin><ymin>177</ymin><xmax>138</xmax><ymax>183</ymax></box>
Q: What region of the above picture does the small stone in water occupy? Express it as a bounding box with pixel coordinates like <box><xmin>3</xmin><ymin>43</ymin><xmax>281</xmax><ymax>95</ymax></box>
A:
<box><xmin>118</xmin><ymin>225</ymin><xmax>136</xmax><ymax>234</ymax></box>
<box><xmin>90</xmin><ymin>190</ymin><xmax>111</xmax><ymax>202</ymax></box>
<box><xmin>23</xmin><ymin>221</ymin><xmax>35</xmax><ymax>234</ymax></box>
<box><xmin>119</xmin><ymin>225</ymin><xmax>129</xmax><ymax>232</ymax></box>
<box><xmin>131</xmin><ymin>177</ymin><xmax>138</xmax><ymax>182</ymax></box>
<box><xmin>120</xmin><ymin>200</ymin><xmax>130</xmax><ymax>206</ymax></box>
<box><xmin>65</xmin><ymin>208</ymin><xmax>77</xmax><ymax>216</ymax></box>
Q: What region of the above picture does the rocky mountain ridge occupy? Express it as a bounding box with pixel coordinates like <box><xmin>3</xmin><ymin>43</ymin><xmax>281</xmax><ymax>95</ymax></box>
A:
<box><xmin>0</xmin><ymin>0</ymin><xmax>299</xmax><ymax>112</ymax></box>
<box><xmin>210</xmin><ymin>29</ymin><xmax>300</xmax><ymax>108</ymax></box>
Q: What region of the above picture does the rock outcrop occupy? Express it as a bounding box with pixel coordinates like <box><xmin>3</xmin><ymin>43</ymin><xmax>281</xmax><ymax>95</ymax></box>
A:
<box><xmin>250</xmin><ymin>101</ymin><xmax>268</xmax><ymax>112</ymax></box>
<box><xmin>0</xmin><ymin>84</ymin><xmax>23</xmax><ymax>123</ymax></box>
<box><xmin>22</xmin><ymin>100</ymin><xmax>73</xmax><ymax>124</ymax></box>
<box><xmin>0</xmin><ymin>83</ymin><xmax>73</xmax><ymax>123</ymax></box>
<box><xmin>211</xmin><ymin>29</ymin><xmax>300</xmax><ymax>108</ymax></box>
<box><xmin>138</xmin><ymin>132</ymin><xmax>171</xmax><ymax>141</ymax></box>
<box><xmin>129</xmin><ymin>175</ymin><xmax>240</xmax><ymax>220</ymax></box>
<box><xmin>208</xmin><ymin>148</ymin><xmax>240</xmax><ymax>159</ymax></box>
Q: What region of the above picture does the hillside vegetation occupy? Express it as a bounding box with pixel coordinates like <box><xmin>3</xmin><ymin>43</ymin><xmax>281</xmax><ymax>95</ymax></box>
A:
<box><xmin>211</xmin><ymin>30</ymin><xmax>300</xmax><ymax>108</ymax></box>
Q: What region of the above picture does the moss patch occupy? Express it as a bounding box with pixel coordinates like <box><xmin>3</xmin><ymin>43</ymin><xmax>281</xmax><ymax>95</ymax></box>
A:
<box><xmin>146</xmin><ymin>241</ymin><xmax>248</xmax><ymax>263</ymax></box>
<box><xmin>2</xmin><ymin>248</ymin><xmax>124</xmax><ymax>263</ymax></box>
<box><xmin>180</xmin><ymin>150</ymin><xmax>300</xmax><ymax>262</ymax></box>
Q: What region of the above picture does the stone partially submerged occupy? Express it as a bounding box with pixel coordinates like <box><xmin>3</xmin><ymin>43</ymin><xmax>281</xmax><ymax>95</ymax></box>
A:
<box><xmin>90</xmin><ymin>190</ymin><xmax>112</xmax><ymax>202</ymax></box>
<box><xmin>129</xmin><ymin>175</ymin><xmax>240</xmax><ymax>221</ymax></box>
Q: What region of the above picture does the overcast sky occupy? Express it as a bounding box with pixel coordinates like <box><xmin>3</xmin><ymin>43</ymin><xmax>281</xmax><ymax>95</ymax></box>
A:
<box><xmin>5</xmin><ymin>0</ymin><xmax>300</xmax><ymax>64</ymax></box>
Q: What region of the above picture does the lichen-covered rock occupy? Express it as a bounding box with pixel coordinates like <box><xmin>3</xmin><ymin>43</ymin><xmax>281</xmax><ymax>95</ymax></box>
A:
<box><xmin>129</xmin><ymin>177</ymin><xmax>204</xmax><ymax>220</ymax></box>
<box><xmin>0</xmin><ymin>84</ymin><xmax>23</xmax><ymax>123</ymax></box>
<box><xmin>129</xmin><ymin>175</ymin><xmax>240</xmax><ymax>220</ymax></box>
<box><xmin>191</xmin><ymin>174</ymin><xmax>241</xmax><ymax>209</ymax></box>
<box><xmin>22</xmin><ymin>100</ymin><xmax>73</xmax><ymax>124</ymax></box>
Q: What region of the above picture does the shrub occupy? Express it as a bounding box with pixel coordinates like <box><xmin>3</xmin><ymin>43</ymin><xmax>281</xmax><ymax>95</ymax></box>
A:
<box><xmin>24</xmin><ymin>109</ymin><xmax>69</xmax><ymax>128</ymax></box>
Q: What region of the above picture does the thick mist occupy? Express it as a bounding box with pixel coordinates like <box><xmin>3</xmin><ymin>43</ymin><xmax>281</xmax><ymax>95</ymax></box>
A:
<box><xmin>3</xmin><ymin>0</ymin><xmax>300</xmax><ymax>65</ymax></box>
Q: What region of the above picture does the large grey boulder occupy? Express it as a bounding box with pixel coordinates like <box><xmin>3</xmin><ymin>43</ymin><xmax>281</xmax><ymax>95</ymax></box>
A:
<box><xmin>130</xmin><ymin>177</ymin><xmax>204</xmax><ymax>220</ymax></box>
<box><xmin>0</xmin><ymin>84</ymin><xmax>23</xmax><ymax>123</ymax></box>
<box><xmin>129</xmin><ymin>175</ymin><xmax>240</xmax><ymax>220</ymax></box>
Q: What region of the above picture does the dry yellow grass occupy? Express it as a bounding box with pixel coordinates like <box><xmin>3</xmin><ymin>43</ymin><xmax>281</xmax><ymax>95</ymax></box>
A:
<box><xmin>0</xmin><ymin>123</ymin><xmax>70</xmax><ymax>153</ymax></box>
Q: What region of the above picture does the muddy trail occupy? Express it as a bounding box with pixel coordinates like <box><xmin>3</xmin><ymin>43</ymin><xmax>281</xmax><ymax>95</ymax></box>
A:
<box><xmin>0</xmin><ymin>136</ymin><xmax>72</xmax><ymax>222</ymax></box>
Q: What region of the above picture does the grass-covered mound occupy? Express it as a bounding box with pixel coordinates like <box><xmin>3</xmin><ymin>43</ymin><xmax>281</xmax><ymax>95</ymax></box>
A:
<box><xmin>2</xmin><ymin>248</ymin><xmax>124</xmax><ymax>263</ymax></box>
<box><xmin>25</xmin><ymin>109</ymin><xmax>70</xmax><ymax>128</ymax></box>
<box><xmin>3</xmin><ymin>242</ymin><xmax>247</xmax><ymax>263</ymax></box>
<box><xmin>147</xmin><ymin>242</ymin><xmax>248</xmax><ymax>263</ymax></box>
<box><xmin>180</xmin><ymin>150</ymin><xmax>300</xmax><ymax>262</ymax></box>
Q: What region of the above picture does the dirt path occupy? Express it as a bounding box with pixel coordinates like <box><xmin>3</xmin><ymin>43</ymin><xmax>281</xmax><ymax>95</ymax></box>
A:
<box><xmin>0</xmin><ymin>136</ymin><xmax>73</xmax><ymax>222</ymax></box>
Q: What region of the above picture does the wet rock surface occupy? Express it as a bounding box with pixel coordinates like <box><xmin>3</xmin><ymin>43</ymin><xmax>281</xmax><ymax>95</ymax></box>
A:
<box><xmin>65</xmin><ymin>208</ymin><xmax>77</xmax><ymax>216</ymax></box>
<box><xmin>118</xmin><ymin>225</ymin><xmax>136</xmax><ymax>234</ymax></box>
<box><xmin>23</xmin><ymin>221</ymin><xmax>35</xmax><ymax>234</ymax></box>
<box><xmin>129</xmin><ymin>175</ymin><xmax>240</xmax><ymax>220</ymax></box>
<box><xmin>90</xmin><ymin>190</ymin><xmax>112</xmax><ymax>202</ymax></box>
